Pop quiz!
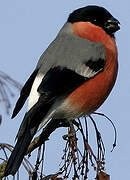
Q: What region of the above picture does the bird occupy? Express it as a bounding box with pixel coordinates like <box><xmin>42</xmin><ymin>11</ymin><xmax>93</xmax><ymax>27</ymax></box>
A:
<box><xmin>5</xmin><ymin>5</ymin><xmax>120</xmax><ymax>176</ymax></box>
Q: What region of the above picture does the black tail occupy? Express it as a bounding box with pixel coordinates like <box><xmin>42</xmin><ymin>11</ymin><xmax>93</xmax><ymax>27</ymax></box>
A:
<box><xmin>4</xmin><ymin>128</ymin><xmax>34</xmax><ymax>176</ymax></box>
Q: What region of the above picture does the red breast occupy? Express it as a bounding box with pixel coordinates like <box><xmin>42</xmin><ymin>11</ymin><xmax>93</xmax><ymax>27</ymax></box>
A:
<box><xmin>65</xmin><ymin>22</ymin><xmax>118</xmax><ymax>114</ymax></box>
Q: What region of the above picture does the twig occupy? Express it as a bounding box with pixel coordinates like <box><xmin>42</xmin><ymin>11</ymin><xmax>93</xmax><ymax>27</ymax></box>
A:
<box><xmin>27</xmin><ymin>119</ymin><xmax>70</xmax><ymax>155</ymax></box>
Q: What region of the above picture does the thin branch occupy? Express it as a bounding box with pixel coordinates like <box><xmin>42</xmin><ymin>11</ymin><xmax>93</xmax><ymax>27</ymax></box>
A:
<box><xmin>27</xmin><ymin>119</ymin><xmax>70</xmax><ymax>155</ymax></box>
<box><xmin>0</xmin><ymin>71</ymin><xmax>22</xmax><ymax>118</ymax></box>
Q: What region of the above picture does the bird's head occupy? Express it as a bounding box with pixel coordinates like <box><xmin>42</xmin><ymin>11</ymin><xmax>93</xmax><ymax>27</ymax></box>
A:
<box><xmin>68</xmin><ymin>5</ymin><xmax>120</xmax><ymax>37</ymax></box>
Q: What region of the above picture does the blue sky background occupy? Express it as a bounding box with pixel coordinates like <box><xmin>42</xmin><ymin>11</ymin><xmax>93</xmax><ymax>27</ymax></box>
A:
<box><xmin>0</xmin><ymin>0</ymin><xmax>129</xmax><ymax>179</ymax></box>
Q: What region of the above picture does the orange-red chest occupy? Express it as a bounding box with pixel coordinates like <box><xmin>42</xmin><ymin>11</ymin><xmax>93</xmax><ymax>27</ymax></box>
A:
<box><xmin>65</xmin><ymin>22</ymin><xmax>118</xmax><ymax>114</ymax></box>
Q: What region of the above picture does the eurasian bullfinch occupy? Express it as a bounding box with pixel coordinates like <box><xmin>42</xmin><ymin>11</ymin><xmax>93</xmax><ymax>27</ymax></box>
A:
<box><xmin>5</xmin><ymin>5</ymin><xmax>120</xmax><ymax>176</ymax></box>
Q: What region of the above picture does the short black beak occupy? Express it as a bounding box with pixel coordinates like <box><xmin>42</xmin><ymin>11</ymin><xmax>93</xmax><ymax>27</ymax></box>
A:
<box><xmin>105</xmin><ymin>18</ymin><xmax>120</xmax><ymax>33</ymax></box>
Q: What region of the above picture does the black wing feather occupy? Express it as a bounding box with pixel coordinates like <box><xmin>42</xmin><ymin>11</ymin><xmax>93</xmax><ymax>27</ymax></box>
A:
<box><xmin>12</xmin><ymin>69</ymin><xmax>38</xmax><ymax>118</ymax></box>
<box><xmin>38</xmin><ymin>66</ymin><xmax>87</xmax><ymax>96</ymax></box>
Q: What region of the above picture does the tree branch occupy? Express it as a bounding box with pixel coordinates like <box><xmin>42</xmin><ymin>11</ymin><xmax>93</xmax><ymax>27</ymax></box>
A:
<box><xmin>27</xmin><ymin>118</ymin><xmax>70</xmax><ymax>155</ymax></box>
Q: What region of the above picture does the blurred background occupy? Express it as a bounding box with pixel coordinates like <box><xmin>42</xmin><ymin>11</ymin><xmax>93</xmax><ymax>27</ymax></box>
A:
<box><xmin>0</xmin><ymin>0</ymin><xmax>129</xmax><ymax>179</ymax></box>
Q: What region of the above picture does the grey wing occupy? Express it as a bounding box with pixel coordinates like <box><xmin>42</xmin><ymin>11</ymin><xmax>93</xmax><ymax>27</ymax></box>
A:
<box><xmin>37</xmin><ymin>23</ymin><xmax>106</xmax><ymax>79</ymax></box>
